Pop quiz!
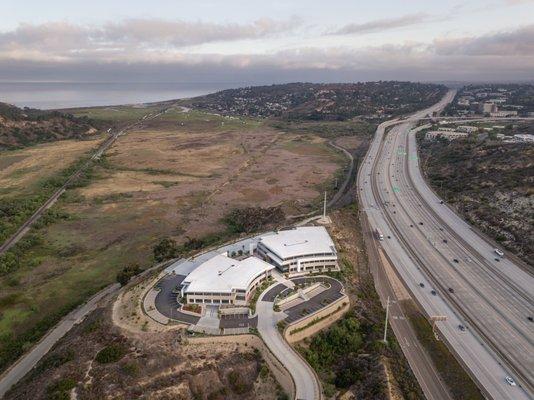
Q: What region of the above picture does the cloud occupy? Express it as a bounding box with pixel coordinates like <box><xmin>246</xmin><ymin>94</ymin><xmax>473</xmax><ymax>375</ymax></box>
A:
<box><xmin>0</xmin><ymin>17</ymin><xmax>301</xmax><ymax>61</ymax></box>
<box><xmin>1</xmin><ymin>40</ymin><xmax>532</xmax><ymax>84</ymax></box>
<box><xmin>504</xmin><ymin>0</ymin><xmax>534</xmax><ymax>5</ymax></box>
<box><xmin>0</xmin><ymin>21</ymin><xmax>532</xmax><ymax>83</ymax></box>
<box><xmin>331</xmin><ymin>13</ymin><xmax>433</xmax><ymax>35</ymax></box>
<box><xmin>434</xmin><ymin>24</ymin><xmax>534</xmax><ymax>55</ymax></box>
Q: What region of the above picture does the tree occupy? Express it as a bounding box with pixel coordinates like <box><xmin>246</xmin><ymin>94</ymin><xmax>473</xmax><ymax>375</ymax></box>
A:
<box><xmin>153</xmin><ymin>237</ymin><xmax>177</xmax><ymax>262</ymax></box>
<box><xmin>116</xmin><ymin>264</ymin><xmax>142</xmax><ymax>286</ymax></box>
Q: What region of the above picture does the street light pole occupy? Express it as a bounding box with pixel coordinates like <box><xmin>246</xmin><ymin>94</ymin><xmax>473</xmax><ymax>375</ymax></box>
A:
<box><xmin>323</xmin><ymin>191</ymin><xmax>327</xmax><ymax>219</ymax></box>
<box><xmin>383</xmin><ymin>296</ymin><xmax>390</xmax><ymax>343</ymax></box>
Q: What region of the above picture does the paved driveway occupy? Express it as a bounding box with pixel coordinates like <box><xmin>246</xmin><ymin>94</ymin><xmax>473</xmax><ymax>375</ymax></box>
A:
<box><xmin>256</xmin><ymin>295</ymin><xmax>321</xmax><ymax>400</ymax></box>
<box><xmin>154</xmin><ymin>274</ymin><xmax>200</xmax><ymax>324</ymax></box>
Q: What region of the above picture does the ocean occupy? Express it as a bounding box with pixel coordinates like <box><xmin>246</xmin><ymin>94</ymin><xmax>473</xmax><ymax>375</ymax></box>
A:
<box><xmin>0</xmin><ymin>82</ymin><xmax>244</xmax><ymax>110</ymax></box>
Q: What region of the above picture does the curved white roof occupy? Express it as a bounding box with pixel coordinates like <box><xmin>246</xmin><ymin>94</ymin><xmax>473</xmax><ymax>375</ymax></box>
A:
<box><xmin>183</xmin><ymin>254</ymin><xmax>274</xmax><ymax>294</ymax></box>
<box><xmin>259</xmin><ymin>226</ymin><xmax>336</xmax><ymax>260</ymax></box>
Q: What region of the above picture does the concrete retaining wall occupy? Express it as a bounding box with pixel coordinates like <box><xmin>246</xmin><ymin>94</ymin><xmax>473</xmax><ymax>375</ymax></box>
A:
<box><xmin>284</xmin><ymin>295</ymin><xmax>350</xmax><ymax>344</ymax></box>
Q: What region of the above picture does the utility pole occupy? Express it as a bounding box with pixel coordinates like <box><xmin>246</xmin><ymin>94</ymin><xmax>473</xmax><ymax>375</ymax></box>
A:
<box><xmin>323</xmin><ymin>191</ymin><xmax>327</xmax><ymax>219</ymax></box>
<box><xmin>383</xmin><ymin>296</ymin><xmax>390</xmax><ymax>343</ymax></box>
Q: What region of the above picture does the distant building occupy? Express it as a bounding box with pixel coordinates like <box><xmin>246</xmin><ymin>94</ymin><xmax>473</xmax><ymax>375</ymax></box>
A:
<box><xmin>513</xmin><ymin>134</ymin><xmax>534</xmax><ymax>143</ymax></box>
<box><xmin>489</xmin><ymin>110</ymin><xmax>518</xmax><ymax>117</ymax></box>
<box><xmin>181</xmin><ymin>254</ymin><xmax>274</xmax><ymax>305</ymax></box>
<box><xmin>457</xmin><ymin>98</ymin><xmax>470</xmax><ymax>107</ymax></box>
<box><xmin>457</xmin><ymin>125</ymin><xmax>478</xmax><ymax>133</ymax></box>
<box><xmin>425</xmin><ymin>131</ymin><xmax>469</xmax><ymax>141</ymax></box>
<box><xmin>479</xmin><ymin>102</ymin><xmax>498</xmax><ymax>114</ymax></box>
<box><xmin>469</xmin><ymin>102</ymin><xmax>480</xmax><ymax>113</ymax></box>
<box><xmin>256</xmin><ymin>226</ymin><xmax>338</xmax><ymax>275</ymax></box>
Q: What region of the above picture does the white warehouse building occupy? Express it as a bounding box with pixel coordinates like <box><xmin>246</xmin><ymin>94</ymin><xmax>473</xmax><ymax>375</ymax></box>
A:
<box><xmin>256</xmin><ymin>226</ymin><xmax>338</xmax><ymax>275</ymax></box>
<box><xmin>180</xmin><ymin>254</ymin><xmax>274</xmax><ymax>305</ymax></box>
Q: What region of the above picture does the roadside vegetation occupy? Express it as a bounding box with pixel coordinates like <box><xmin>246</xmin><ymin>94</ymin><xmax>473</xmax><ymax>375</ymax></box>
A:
<box><xmin>402</xmin><ymin>300</ymin><xmax>483</xmax><ymax>400</ymax></box>
<box><xmin>296</xmin><ymin>207</ymin><xmax>425</xmax><ymax>399</ymax></box>
<box><xmin>418</xmin><ymin>132</ymin><xmax>533</xmax><ymax>266</ymax></box>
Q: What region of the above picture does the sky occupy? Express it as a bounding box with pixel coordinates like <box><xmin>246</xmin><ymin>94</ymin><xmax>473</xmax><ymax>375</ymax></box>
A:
<box><xmin>1</xmin><ymin>0</ymin><xmax>533</xmax><ymax>83</ymax></box>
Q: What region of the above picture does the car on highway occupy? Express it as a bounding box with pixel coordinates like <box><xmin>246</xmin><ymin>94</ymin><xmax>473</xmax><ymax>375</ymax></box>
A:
<box><xmin>443</xmin><ymin>239</ymin><xmax>448</xmax><ymax>243</ymax></box>
<box><xmin>528</xmin><ymin>316</ymin><xmax>533</xmax><ymax>322</ymax></box>
<box><xmin>448</xmin><ymin>288</ymin><xmax>454</xmax><ymax>293</ymax></box>
<box><xmin>505</xmin><ymin>376</ymin><xmax>517</xmax><ymax>386</ymax></box>
<box><xmin>458</xmin><ymin>324</ymin><xmax>466</xmax><ymax>331</ymax></box>
<box><xmin>431</xmin><ymin>290</ymin><xmax>437</xmax><ymax>296</ymax></box>
<box><xmin>494</xmin><ymin>248</ymin><xmax>504</xmax><ymax>257</ymax></box>
<box><xmin>419</xmin><ymin>282</ymin><xmax>425</xmax><ymax>288</ymax></box>
<box><xmin>439</xmin><ymin>200</ymin><xmax>444</xmax><ymax>204</ymax></box>
<box><xmin>453</xmin><ymin>258</ymin><xmax>459</xmax><ymax>263</ymax></box>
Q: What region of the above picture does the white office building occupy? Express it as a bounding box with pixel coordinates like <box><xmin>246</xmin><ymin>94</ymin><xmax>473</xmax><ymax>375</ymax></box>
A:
<box><xmin>180</xmin><ymin>254</ymin><xmax>274</xmax><ymax>305</ymax></box>
<box><xmin>256</xmin><ymin>226</ymin><xmax>338</xmax><ymax>275</ymax></box>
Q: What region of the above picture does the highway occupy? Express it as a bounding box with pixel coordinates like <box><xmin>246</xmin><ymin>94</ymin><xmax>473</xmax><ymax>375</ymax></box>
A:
<box><xmin>358</xmin><ymin>90</ymin><xmax>534</xmax><ymax>400</ymax></box>
<box><xmin>362</xmin><ymin>217</ymin><xmax>453</xmax><ymax>400</ymax></box>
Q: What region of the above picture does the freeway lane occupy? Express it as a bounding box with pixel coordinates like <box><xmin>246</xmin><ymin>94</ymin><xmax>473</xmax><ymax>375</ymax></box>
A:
<box><xmin>358</xmin><ymin>90</ymin><xmax>533</xmax><ymax>400</ymax></box>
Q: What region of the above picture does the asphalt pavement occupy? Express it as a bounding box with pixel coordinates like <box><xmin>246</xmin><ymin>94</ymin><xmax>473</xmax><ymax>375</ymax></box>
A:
<box><xmin>358</xmin><ymin>90</ymin><xmax>533</xmax><ymax>400</ymax></box>
<box><xmin>256</xmin><ymin>282</ymin><xmax>322</xmax><ymax>400</ymax></box>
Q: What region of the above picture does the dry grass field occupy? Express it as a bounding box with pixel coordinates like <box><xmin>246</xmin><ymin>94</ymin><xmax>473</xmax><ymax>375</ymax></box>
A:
<box><xmin>0</xmin><ymin>137</ymin><xmax>104</xmax><ymax>198</ymax></box>
<box><xmin>0</xmin><ymin>106</ymin><xmax>348</xmax><ymax>371</ymax></box>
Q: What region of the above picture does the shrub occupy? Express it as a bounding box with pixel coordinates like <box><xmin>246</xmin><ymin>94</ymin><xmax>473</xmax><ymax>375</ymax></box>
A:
<box><xmin>260</xmin><ymin>364</ymin><xmax>269</xmax><ymax>379</ymax></box>
<box><xmin>121</xmin><ymin>361</ymin><xmax>140</xmax><ymax>376</ymax></box>
<box><xmin>116</xmin><ymin>264</ymin><xmax>142</xmax><ymax>286</ymax></box>
<box><xmin>95</xmin><ymin>344</ymin><xmax>126</xmax><ymax>364</ymax></box>
<box><xmin>223</xmin><ymin>206</ymin><xmax>284</xmax><ymax>233</ymax></box>
<box><xmin>46</xmin><ymin>377</ymin><xmax>76</xmax><ymax>400</ymax></box>
<box><xmin>153</xmin><ymin>237</ymin><xmax>178</xmax><ymax>262</ymax></box>
<box><xmin>228</xmin><ymin>370</ymin><xmax>252</xmax><ymax>394</ymax></box>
